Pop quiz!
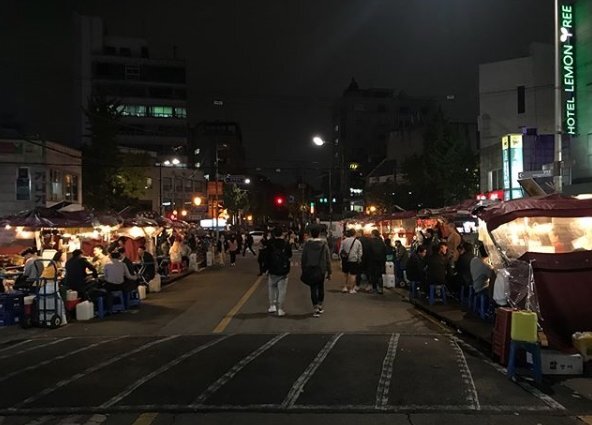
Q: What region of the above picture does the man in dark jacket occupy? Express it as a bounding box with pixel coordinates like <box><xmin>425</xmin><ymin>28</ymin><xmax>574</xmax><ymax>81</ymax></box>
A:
<box><xmin>138</xmin><ymin>246</ymin><xmax>156</xmax><ymax>282</ymax></box>
<box><xmin>264</xmin><ymin>228</ymin><xmax>292</xmax><ymax>316</ymax></box>
<box><xmin>455</xmin><ymin>241</ymin><xmax>474</xmax><ymax>290</ymax></box>
<box><xmin>301</xmin><ymin>227</ymin><xmax>331</xmax><ymax>317</ymax></box>
<box><xmin>407</xmin><ymin>245</ymin><xmax>428</xmax><ymax>290</ymax></box>
<box><xmin>426</xmin><ymin>242</ymin><xmax>449</xmax><ymax>286</ymax></box>
<box><xmin>368</xmin><ymin>230</ymin><xmax>387</xmax><ymax>294</ymax></box>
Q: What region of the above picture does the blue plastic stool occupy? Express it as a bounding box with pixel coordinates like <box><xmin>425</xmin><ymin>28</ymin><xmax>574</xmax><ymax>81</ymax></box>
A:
<box><xmin>472</xmin><ymin>291</ymin><xmax>489</xmax><ymax>319</ymax></box>
<box><xmin>95</xmin><ymin>296</ymin><xmax>106</xmax><ymax>319</ymax></box>
<box><xmin>124</xmin><ymin>289</ymin><xmax>141</xmax><ymax>309</ymax></box>
<box><xmin>110</xmin><ymin>290</ymin><xmax>126</xmax><ymax>313</ymax></box>
<box><xmin>409</xmin><ymin>281</ymin><xmax>420</xmax><ymax>299</ymax></box>
<box><xmin>507</xmin><ymin>340</ymin><xmax>543</xmax><ymax>383</ymax></box>
<box><xmin>460</xmin><ymin>286</ymin><xmax>471</xmax><ymax>306</ymax></box>
<box><xmin>428</xmin><ymin>284</ymin><xmax>447</xmax><ymax>305</ymax></box>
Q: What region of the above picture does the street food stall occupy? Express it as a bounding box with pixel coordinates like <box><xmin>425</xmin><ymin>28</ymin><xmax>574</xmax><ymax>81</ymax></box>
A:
<box><xmin>477</xmin><ymin>194</ymin><xmax>592</xmax><ymax>348</ymax></box>
<box><xmin>379</xmin><ymin>211</ymin><xmax>417</xmax><ymax>247</ymax></box>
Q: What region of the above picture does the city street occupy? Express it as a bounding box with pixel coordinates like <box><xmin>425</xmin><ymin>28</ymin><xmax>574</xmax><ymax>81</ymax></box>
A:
<box><xmin>0</xmin><ymin>254</ymin><xmax>589</xmax><ymax>425</ymax></box>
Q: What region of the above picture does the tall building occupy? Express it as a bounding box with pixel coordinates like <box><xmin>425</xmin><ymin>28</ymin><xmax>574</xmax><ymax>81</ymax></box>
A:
<box><xmin>563</xmin><ymin>0</ymin><xmax>592</xmax><ymax>193</ymax></box>
<box><xmin>478</xmin><ymin>43</ymin><xmax>556</xmax><ymax>198</ymax></box>
<box><xmin>191</xmin><ymin>121</ymin><xmax>246</xmax><ymax>177</ymax></box>
<box><xmin>74</xmin><ymin>14</ymin><xmax>188</xmax><ymax>154</ymax></box>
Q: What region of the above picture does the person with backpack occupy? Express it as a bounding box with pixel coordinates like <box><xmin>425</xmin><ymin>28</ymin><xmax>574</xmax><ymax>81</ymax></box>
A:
<box><xmin>301</xmin><ymin>226</ymin><xmax>332</xmax><ymax>317</ymax></box>
<box><xmin>264</xmin><ymin>227</ymin><xmax>292</xmax><ymax>316</ymax></box>
<box><xmin>339</xmin><ymin>228</ymin><xmax>363</xmax><ymax>294</ymax></box>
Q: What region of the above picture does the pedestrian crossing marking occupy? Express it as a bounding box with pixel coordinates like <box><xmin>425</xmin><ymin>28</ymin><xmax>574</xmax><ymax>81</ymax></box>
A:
<box><xmin>0</xmin><ymin>338</ymin><xmax>72</xmax><ymax>361</ymax></box>
<box><xmin>450</xmin><ymin>338</ymin><xmax>480</xmax><ymax>410</ymax></box>
<box><xmin>375</xmin><ymin>333</ymin><xmax>400</xmax><ymax>409</ymax></box>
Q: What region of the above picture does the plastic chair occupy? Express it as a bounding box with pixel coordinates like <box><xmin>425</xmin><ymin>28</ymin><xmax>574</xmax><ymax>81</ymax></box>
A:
<box><xmin>507</xmin><ymin>340</ymin><xmax>543</xmax><ymax>383</ymax></box>
<box><xmin>95</xmin><ymin>296</ymin><xmax>106</xmax><ymax>319</ymax></box>
<box><xmin>169</xmin><ymin>262</ymin><xmax>182</xmax><ymax>273</ymax></box>
<box><xmin>428</xmin><ymin>284</ymin><xmax>447</xmax><ymax>305</ymax></box>
<box><xmin>110</xmin><ymin>290</ymin><xmax>126</xmax><ymax>313</ymax></box>
<box><xmin>124</xmin><ymin>289</ymin><xmax>141</xmax><ymax>309</ymax></box>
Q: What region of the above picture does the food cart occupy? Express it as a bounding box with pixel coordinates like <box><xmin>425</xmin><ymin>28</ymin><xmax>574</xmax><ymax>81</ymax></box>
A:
<box><xmin>477</xmin><ymin>194</ymin><xmax>592</xmax><ymax>348</ymax></box>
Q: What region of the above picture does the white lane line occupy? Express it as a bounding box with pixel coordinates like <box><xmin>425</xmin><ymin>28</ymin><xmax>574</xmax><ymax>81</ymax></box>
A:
<box><xmin>449</xmin><ymin>338</ymin><xmax>481</xmax><ymax>411</ymax></box>
<box><xmin>451</xmin><ymin>336</ymin><xmax>566</xmax><ymax>411</ymax></box>
<box><xmin>0</xmin><ymin>338</ymin><xmax>72</xmax><ymax>361</ymax></box>
<box><xmin>191</xmin><ymin>333</ymin><xmax>289</xmax><ymax>406</ymax></box>
<box><xmin>0</xmin><ymin>339</ymin><xmax>33</xmax><ymax>353</ymax></box>
<box><xmin>281</xmin><ymin>333</ymin><xmax>343</xmax><ymax>408</ymax></box>
<box><xmin>12</xmin><ymin>336</ymin><xmax>179</xmax><ymax>409</ymax></box>
<box><xmin>102</xmin><ymin>335</ymin><xmax>230</xmax><ymax>408</ymax></box>
<box><xmin>375</xmin><ymin>333</ymin><xmax>400</xmax><ymax>409</ymax></box>
<box><xmin>82</xmin><ymin>414</ymin><xmax>108</xmax><ymax>425</ymax></box>
<box><xmin>0</xmin><ymin>337</ymin><xmax>125</xmax><ymax>383</ymax></box>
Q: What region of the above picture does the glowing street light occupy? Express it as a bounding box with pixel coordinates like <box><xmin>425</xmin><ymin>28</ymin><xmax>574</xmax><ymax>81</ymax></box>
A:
<box><xmin>172</xmin><ymin>158</ymin><xmax>180</xmax><ymax>165</ymax></box>
<box><xmin>312</xmin><ymin>136</ymin><xmax>325</xmax><ymax>146</ymax></box>
<box><xmin>244</xmin><ymin>178</ymin><xmax>251</xmax><ymax>185</ymax></box>
<box><xmin>193</xmin><ymin>196</ymin><xmax>202</xmax><ymax>206</ymax></box>
<box><xmin>181</xmin><ymin>209</ymin><xmax>188</xmax><ymax>217</ymax></box>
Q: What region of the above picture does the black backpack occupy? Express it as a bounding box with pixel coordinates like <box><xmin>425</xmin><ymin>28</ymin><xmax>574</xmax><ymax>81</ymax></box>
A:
<box><xmin>267</xmin><ymin>241</ymin><xmax>290</xmax><ymax>276</ymax></box>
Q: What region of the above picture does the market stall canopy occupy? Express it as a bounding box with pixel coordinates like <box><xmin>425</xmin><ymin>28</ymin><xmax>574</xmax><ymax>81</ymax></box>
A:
<box><xmin>0</xmin><ymin>207</ymin><xmax>73</xmax><ymax>228</ymax></box>
<box><xmin>477</xmin><ymin>194</ymin><xmax>592</xmax><ymax>232</ymax></box>
<box><xmin>119</xmin><ymin>207</ymin><xmax>170</xmax><ymax>227</ymax></box>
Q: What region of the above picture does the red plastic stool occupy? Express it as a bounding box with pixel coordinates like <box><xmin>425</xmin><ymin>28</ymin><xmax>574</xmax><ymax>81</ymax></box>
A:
<box><xmin>170</xmin><ymin>262</ymin><xmax>182</xmax><ymax>273</ymax></box>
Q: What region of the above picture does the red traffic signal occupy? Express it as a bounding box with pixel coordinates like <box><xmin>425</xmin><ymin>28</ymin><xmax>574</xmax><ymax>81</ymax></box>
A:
<box><xmin>274</xmin><ymin>196</ymin><xmax>285</xmax><ymax>206</ymax></box>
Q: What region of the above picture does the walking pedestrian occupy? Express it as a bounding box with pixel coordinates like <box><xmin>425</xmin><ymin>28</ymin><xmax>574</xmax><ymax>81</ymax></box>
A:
<box><xmin>264</xmin><ymin>227</ymin><xmax>292</xmax><ymax>316</ymax></box>
<box><xmin>339</xmin><ymin>228</ymin><xmax>363</xmax><ymax>294</ymax></box>
<box><xmin>301</xmin><ymin>226</ymin><xmax>331</xmax><ymax>317</ymax></box>
<box><xmin>257</xmin><ymin>233</ymin><xmax>269</xmax><ymax>275</ymax></box>
<box><xmin>227</xmin><ymin>235</ymin><xmax>239</xmax><ymax>266</ymax></box>
<box><xmin>243</xmin><ymin>232</ymin><xmax>256</xmax><ymax>256</ymax></box>
<box><xmin>368</xmin><ymin>230</ymin><xmax>387</xmax><ymax>294</ymax></box>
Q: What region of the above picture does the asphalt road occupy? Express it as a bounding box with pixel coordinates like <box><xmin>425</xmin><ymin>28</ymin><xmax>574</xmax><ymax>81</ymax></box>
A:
<box><xmin>0</xmin><ymin>252</ymin><xmax>588</xmax><ymax>425</ymax></box>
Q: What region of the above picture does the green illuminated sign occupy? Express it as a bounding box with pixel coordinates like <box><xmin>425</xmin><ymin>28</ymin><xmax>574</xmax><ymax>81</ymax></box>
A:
<box><xmin>560</xmin><ymin>3</ymin><xmax>576</xmax><ymax>135</ymax></box>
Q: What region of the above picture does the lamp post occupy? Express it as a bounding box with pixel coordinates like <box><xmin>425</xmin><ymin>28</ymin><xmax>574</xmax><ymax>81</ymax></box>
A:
<box><xmin>312</xmin><ymin>136</ymin><xmax>334</xmax><ymax>235</ymax></box>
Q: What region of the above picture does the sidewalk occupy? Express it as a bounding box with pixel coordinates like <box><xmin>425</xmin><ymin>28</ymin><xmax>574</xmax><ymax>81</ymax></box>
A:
<box><xmin>394</xmin><ymin>287</ymin><xmax>493</xmax><ymax>348</ymax></box>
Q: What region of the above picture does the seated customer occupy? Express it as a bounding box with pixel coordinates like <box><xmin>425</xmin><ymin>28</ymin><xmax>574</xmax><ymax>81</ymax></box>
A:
<box><xmin>138</xmin><ymin>246</ymin><xmax>156</xmax><ymax>282</ymax></box>
<box><xmin>103</xmin><ymin>251</ymin><xmax>138</xmax><ymax>293</ymax></box>
<box><xmin>15</xmin><ymin>248</ymin><xmax>43</xmax><ymax>289</ymax></box>
<box><xmin>64</xmin><ymin>249</ymin><xmax>106</xmax><ymax>306</ymax></box>
<box><xmin>470</xmin><ymin>243</ymin><xmax>495</xmax><ymax>295</ymax></box>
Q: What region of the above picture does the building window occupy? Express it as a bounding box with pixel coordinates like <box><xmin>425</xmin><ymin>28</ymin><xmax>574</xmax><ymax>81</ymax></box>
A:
<box><xmin>16</xmin><ymin>167</ymin><xmax>30</xmax><ymax>201</ymax></box>
<box><xmin>64</xmin><ymin>174</ymin><xmax>79</xmax><ymax>202</ymax></box>
<box><xmin>175</xmin><ymin>178</ymin><xmax>183</xmax><ymax>192</ymax></box>
<box><xmin>174</xmin><ymin>107</ymin><xmax>187</xmax><ymax>118</ymax></box>
<box><xmin>49</xmin><ymin>169</ymin><xmax>62</xmax><ymax>201</ymax></box>
<box><xmin>141</xmin><ymin>46</ymin><xmax>149</xmax><ymax>58</ymax></box>
<box><xmin>119</xmin><ymin>105</ymin><xmax>147</xmax><ymax>117</ymax></box>
<box><xmin>184</xmin><ymin>179</ymin><xmax>192</xmax><ymax>192</ymax></box>
<box><xmin>517</xmin><ymin>86</ymin><xmax>526</xmax><ymax>114</ymax></box>
<box><xmin>125</xmin><ymin>65</ymin><xmax>140</xmax><ymax>79</ymax></box>
<box><xmin>120</xmin><ymin>47</ymin><xmax>132</xmax><ymax>57</ymax></box>
<box><xmin>150</xmin><ymin>106</ymin><xmax>173</xmax><ymax>118</ymax></box>
<box><xmin>163</xmin><ymin>177</ymin><xmax>172</xmax><ymax>191</ymax></box>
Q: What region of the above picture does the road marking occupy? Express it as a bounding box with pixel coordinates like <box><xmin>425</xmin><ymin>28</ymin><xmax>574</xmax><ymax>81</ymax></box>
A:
<box><xmin>131</xmin><ymin>412</ymin><xmax>158</xmax><ymax>425</ymax></box>
<box><xmin>0</xmin><ymin>337</ymin><xmax>72</xmax><ymax>361</ymax></box>
<box><xmin>102</xmin><ymin>335</ymin><xmax>230</xmax><ymax>408</ymax></box>
<box><xmin>83</xmin><ymin>414</ymin><xmax>108</xmax><ymax>425</ymax></box>
<box><xmin>0</xmin><ymin>337</ymin><xmax>125</xmax><ymax>383</ymax></box>
<box><xmin>282</xmin><ymin>333</ymin><xmax>343</xmax><ymax>408</ymax></box>
<box><xmin>12</xmin><ymin>336</ymin><xmax>179</xmax><ymax>409</ymax></box>
<box><xmin>191</xmin><ymin>333</ymin><xmax>288</xmax><ymax>405</ymax></box>
<box><xmin>375</xmin><ymin>333</ymin><xmax>400</xmax><ymax>409</ymax></box>
<box><xmin>451</xmin><ymin>336</ymin><xmax>566</xmax><ymax>411</ymax></box>
<box><xmin>0</xmin><ymin>339</ymin><xmax>33</xmax><ymax>353</ymax></box>
<box><xmin>449</xmin><ymin>338</ymin><xmax>481</xmax><ymax>411</ymax></box>
<box><xmin>212</xmin><ymin>275</ymin><xmax>264</xmax><ymax>333</ymax></box>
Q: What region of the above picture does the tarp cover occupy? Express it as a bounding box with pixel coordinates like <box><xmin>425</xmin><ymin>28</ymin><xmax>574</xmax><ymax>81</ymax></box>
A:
<box><xmin>478</xmin><ymin>194</ymin><xmax>592</xmax><ymax>232</ymax></box>
<box><xmin>520</xmin><ymin>251</ymin><xmax>592</xmax><ymax>348</ymax></box>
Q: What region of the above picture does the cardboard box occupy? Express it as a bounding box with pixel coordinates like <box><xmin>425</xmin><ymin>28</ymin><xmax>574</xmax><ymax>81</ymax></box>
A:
<box><xmin>528</xmin><ymin>350</ymin><xmax>584</xmax><ymax>375</ymax></box>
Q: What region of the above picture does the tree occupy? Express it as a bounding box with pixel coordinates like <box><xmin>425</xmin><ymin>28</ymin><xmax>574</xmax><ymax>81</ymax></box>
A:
<box><xmin>401</xmin><ymin>111</ymin><xmax>479</xmax><ymax>208</ymax></box>
<box><xmin>223</xmin><ymin>184</ymin><xmax>250</xmax><ymax>225</ymax></box>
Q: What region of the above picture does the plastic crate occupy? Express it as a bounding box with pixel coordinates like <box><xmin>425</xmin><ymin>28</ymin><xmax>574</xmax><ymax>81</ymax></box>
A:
<box><xmin>492</xmin><ymin>307</ymin><xmax>514</xmax><ymax>365</ymax></box>
<box><xmin>511</xmin><ymin>311</ymin><xmax>538</xmax><ymax>343</ymax></box>
<box><xmin>0</xmin><ymin>310</ymin><xmax>21</xmax><ymax>326</ymax></box>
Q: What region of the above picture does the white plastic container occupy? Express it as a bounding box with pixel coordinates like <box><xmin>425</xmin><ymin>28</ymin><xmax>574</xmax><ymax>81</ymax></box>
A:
<box><xmin>138</xmin><ymin>285</ymin><xmax>147</xmax><ymax>300</ymax></box>
<box><xmin>66</xmin><ymin>290</ymin><xmax>78</xmax><ymax>301</ymax></box>
<box><xmin>148</xmin><ymin>274</ymin><xmax>161</xmax><ymax>293</ymax></box>
<box><xmin>385</xmin><ymin>262</ymin><xmax>395</xmax><ymax>275</ymax></box>
<box><xmin>382</xmin><ymin>274</ymin><xmax>396</xmax><ymax>289</ymax></box>
<box><xmin>206</xmin><ymin>251</ymin><xmax>214</xmax><ymax>267</ymax></box>
<box><xmin>23</xmin><ymin>295</ymin><xmax>36</xmax><ymax>305</ymax></box>
<box><xmin>75</xmin><ymin>301</ymin><xmax>94</xmax><ymax>321</ymax></box>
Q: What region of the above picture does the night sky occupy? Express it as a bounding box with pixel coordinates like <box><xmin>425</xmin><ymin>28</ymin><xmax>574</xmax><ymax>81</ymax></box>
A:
<box><xmin>1</xmin><ymin>0</ymin><xmax>553</xmax><ymax>183</ymax></box>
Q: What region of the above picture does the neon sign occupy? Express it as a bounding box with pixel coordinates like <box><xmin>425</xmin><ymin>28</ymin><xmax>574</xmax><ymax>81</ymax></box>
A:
<box><xmin>560</xmin><ymin>3</ymin><xmax>576</xmax><ymax>135</ymax></box>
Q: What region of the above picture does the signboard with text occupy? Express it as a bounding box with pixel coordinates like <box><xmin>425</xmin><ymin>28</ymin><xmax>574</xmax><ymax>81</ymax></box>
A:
<box><xmin>560</xmin><ymin>2</ymin><xmax>576</xmax><ymax>135</ymax></box>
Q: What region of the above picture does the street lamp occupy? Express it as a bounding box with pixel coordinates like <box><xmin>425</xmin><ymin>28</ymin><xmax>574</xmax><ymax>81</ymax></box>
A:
<box><xmin>312</xmin><ymin>135</ymin><xmax>333</xmax><ymax>234</ymax></box>
<box><xmin>157</xmin><ymin>157</ymin><xmax>180</xmax><ymax>216</ymax></box>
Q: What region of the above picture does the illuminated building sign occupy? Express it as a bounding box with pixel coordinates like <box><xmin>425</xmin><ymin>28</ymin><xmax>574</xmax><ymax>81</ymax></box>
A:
<box><xmin>502</xmin><ymin>134</ymin><xmax>524</xmax><ymax>200</ymax></box>
<box><xmin>560</xmin><ymin>3</ymin><xmax>576</xmax><ymax>135</ymax></box>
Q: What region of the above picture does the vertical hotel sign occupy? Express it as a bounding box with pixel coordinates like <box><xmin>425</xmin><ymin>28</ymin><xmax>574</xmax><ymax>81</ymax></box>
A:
<box><xmin>560</xmin><ymin>2</ymin><xmax>576</xmax><ymax>135</ymax></box>
<box><xmin>501</xmin><ymin>134</ymin><xmax>524</xmax><ymax>200</ymax></box>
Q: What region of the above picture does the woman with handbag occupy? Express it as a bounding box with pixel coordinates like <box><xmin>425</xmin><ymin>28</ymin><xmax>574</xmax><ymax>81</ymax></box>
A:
<box><xmin>300</xmin><ymin>227</ymin><xmax>332</xmax><ymax>318</ymax></box>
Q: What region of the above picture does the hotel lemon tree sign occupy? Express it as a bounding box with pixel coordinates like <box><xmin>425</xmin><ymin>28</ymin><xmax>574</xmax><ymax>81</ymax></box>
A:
<box><xmin>560</xmin><ymin>3</ymin><xmax>576</xmax><ymax>136</ymax></box>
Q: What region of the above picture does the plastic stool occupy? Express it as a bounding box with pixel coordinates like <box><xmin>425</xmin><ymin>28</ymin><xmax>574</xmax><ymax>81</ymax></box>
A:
<box><xmin>429</xmin><ymin>284</ymin><xmax>447</xmax><ymax>305</ymax></box>
<box><xmin>170</xmin><ymin>262</ymin><xmax>182</xmax><ymax>273</ymax></box>
<box><xmin>124</xmin><ymin>289</ymin><xmax>141</xmax><ymax>309</ymax></box>
<box><xmin>460</xmin><ymin>286</ymin><xmax>471</xmax><ymax>306</ymax></box>
<box><xmin>95</xmin><ymin>296</ymin><xmax>106</xmax><ymax>319</ymax></box>
<box><xmin>507</xmin><ymin>340</ymin><xmax>543</xmax><ymax>383</ymax></box>
<box><xmin>476</xmin><ymin>292</ymin><xmax>489</xmax><ymax>320</ymax></box>
<box><xmin>110</xmin><ymin>290</ymin><xmax>126</xmax><ymax>313</ymax></box>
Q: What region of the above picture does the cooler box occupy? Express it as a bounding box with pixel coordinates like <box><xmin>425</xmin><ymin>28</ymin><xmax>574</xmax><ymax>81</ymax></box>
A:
<box><xmin>511</xmin><ymin>311</ymin><xmax>538</xmax><ymax>342</ymax></box>
<box><xmin>206</xmin><ymin>251</ymin><xmax>214</xmax><ymax>267</ymax></box>
<box><xmin>382</xmin><ymin>274</ymin><xmax>396</xmax><ymax>289</ymax></box>
<box><xmin>138</xmin><ymin>285</ymin><xmax>147</xmax><ymax>300</ymax></box>
<box><xmin>76</xmin><ymin>301</ymin><xmax>94</xmax><ymax>321</ymax></box>
<box><xmin>23</xmin><ymin>295</ymin><xmax>36</xmax><ymax>318</ymax></box>
<box><xmin>148</xmin><ymin>274</ymin><xmax>161</xmax><ymax>293</ymax></box>
<box><xmin>385</xmin><ymin>262</ymin><xmax>395</xmax><ymax>275</ymax></box>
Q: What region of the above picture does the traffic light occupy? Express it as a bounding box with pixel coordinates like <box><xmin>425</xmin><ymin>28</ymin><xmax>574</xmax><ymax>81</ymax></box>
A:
<box><xmin>274</xmin><ymin>196</ymin><xmax>285</xmax><ymax>206</ymax></box>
